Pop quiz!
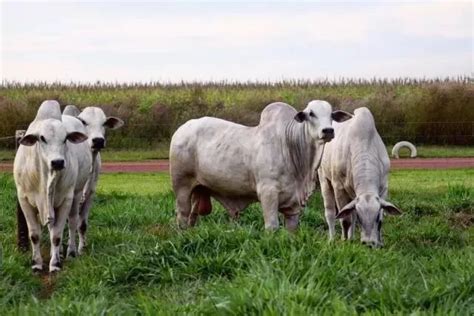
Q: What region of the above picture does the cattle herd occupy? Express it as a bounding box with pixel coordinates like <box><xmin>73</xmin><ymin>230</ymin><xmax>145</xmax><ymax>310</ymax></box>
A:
<box><xmin>14</xmin><ymin>99</ymin><xmax>401</xmax><ymax>273</ymax></box>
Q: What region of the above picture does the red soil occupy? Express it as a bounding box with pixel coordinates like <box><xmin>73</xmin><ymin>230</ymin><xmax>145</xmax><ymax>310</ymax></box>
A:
<box><xmin>1</xmin><ymin>158</ymin><xmax>473</xmax><ymax>173</ymax></box>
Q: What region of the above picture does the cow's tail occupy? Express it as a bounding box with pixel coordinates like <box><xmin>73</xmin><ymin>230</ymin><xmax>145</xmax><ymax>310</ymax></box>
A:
<box><xmin>17</xmin><ymin>199</ymin><xmax>29</xmax><ymax>251</ymax></box>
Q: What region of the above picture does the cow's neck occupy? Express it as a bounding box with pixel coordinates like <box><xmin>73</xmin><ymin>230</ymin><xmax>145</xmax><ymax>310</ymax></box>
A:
<box><xmin>284</xmin><ymin>120</ymin><xmax>319</xmax><ymax>185</ymax></box>
<box><xmin>91</xmin><ymin>150</ymin><xmax>99</xmax><ymax>173</ymax></box>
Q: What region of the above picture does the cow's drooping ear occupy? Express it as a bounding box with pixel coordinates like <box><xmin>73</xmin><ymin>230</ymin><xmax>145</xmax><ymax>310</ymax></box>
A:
<box><xmin>294</xmin><ymin>112</ymin><xmax>308</xmax><ymax>123</ymax></box>
<box><xmin>380</xmin><ymin>199</ymin><xmax>402</xmax><ymax>215</ymax></box>
<box><xmin>20</xmin><ymin>134</ymin><xmax>39</xmax><ymax>146</ymax></box>
<box><xmin>104</xmin><ymin>117</ymin><xmax>124</xmax><ymax>129</ymax></box>
<box><xmin>332</xmin><ymin>110</ymin><xmax>353</xmax><ymax>123</ymax></box>
<box><xmin>66</xmin><ymin>132</ymin><xmax>88</xmax><ymax>144</ymax></box>
<box><xmin>335</xmin><ymin>199</ymin><xmax>357</xmax><ymax>219</ymax></box>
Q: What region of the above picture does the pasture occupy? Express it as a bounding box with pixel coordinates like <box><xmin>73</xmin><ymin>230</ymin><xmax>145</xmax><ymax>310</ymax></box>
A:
<box><xmin>1</xmin><ymin>145</ymin><xmax>474</xmax><ymax>163</ymax></box>
<box><xmin>1</xmin><ymin>169</ymin><xmax>473</xmax><ymax>314</ymax></box>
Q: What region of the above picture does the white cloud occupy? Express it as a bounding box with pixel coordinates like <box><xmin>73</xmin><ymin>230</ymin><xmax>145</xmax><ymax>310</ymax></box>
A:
<box><xmin>389</xmin><ymin>1</ymin><xmax>472</xmax><ymax>39</ymax></box>
<box><xmin>1</xmin><ymin>1</ymin><xmax>472</xmax><ymax>82</ymax></box>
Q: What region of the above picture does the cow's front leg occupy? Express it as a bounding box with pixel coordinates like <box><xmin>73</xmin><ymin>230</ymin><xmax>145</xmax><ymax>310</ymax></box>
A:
<box><xmin>283</xmin><ymin>210</ymin><xmax>300</xmax><ymax>232</ymax></box>
<box><xmin>174</xmin><ymin>185</ymin><xmax>193</xmax><ymax>229</ymax></box>
<box><xmin>189</xmin><ymin>195</ymin><xmax>200</xmax><ymax>227</ymax></box>
<box><xmin>67</xmin><ymin>192</ymin><xmax>82</xmax><ymax>258</ymax></box>
<box><xmin>320</xmin><ymin>176</ymin><xmax>337</xmax><ymax>241</ymax></box>
<box><xmin>259</xmin><ymin>189</ymin><xmax>279</xmax><ymax>230</ymax></box>
<box><xmin>20</xmin><ymin>199</ymin><xmax>43</xmax><ymax>271</ymax></box>
<box><xmin>49</xmin><ymin>200</ymin><xmax>71</xmax><ymax>272</ymax></box>
<box><xmin>334</xmin><ymin>189</ymin><xmax>354</xmax><ymax>241</ymax></box>
<box><xmin>227</xmin><ymin>208</ymin><xmax>240</xmax><ymax>221</ymax></box>
<box><xmin>347</xmin><ymin>213</ymin><xmax>356</xmax><ymax>240</ymax></box>
<box><xmin>78</xmin><ymin>189</ymin><xmax>95</xmax><ymax>254</ymax></box>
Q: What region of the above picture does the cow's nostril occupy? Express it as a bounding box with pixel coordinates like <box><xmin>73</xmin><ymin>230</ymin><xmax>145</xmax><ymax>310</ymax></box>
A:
<box><xmin>92</xmin><ymin>138</ymin><xmax>105</xmax><ymax>149</ymax></box>
<box><xmin>51</xmin><ymin>159</ymin><xmax>65</xmax><ymax>170</ymax></box>
<box><xmin>322</xmin><ymin>128</ymin><xmax>334</xmax><ymax>135</ymax></box>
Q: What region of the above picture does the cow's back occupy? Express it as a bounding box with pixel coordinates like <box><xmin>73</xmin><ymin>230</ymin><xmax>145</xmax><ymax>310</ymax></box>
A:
<box><xmin>320</xmin><ymin>107</ymin><xmax>389</xmax><ymax>183</ymax></box>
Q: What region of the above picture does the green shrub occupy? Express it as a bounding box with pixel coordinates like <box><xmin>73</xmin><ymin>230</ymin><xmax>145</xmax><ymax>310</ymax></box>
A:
<box><xmin>0</xmin><ymin>78</ymin><xmax>472</xmax><ymax>149</ymax></box>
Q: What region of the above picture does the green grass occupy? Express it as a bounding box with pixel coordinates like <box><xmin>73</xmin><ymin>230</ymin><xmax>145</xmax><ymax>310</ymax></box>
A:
<box><xmin>1</xmin><ymin>144</ymin><xmax>473</xmax><ymax>163</ymax></box>
<box><xmin>0</xmin><ymin>169</ymin><xmax>473</xmax><ymax>314</ymax></box>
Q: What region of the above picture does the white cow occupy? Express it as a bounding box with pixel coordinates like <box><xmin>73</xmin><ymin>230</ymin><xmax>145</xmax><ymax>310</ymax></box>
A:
<box><xmin>61</xmin><ymin>113</ymin><xmax>92</xmax><ymax>257</ymax></box>
<box><xmin>170</xmin><ymin>100</ymin><xmax>352</xmax><ymax>231</ymax></box>
<box><xmin>64</xmin><ymin>106</ymin><xmax>123</xmax><ymax>254</ymax></box>
<box><xmin>14</xmin><ymin>100</ymin><xmax>88</xmax><ymax>272</ymax></box>
<box><xmin>318</xmin><ymin>107</ymin><xmax>402</xmax><ymax>247</ymax></box>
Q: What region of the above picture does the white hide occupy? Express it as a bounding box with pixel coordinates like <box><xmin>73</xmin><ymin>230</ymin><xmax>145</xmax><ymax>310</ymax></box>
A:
<box><xmin>65</xmin><ymin>105</ymin><xmax>123</xmax><ymax>254</ymax></box>
<box><xmin>14</xmin><ymin>100</ymin><xmax>88</xmax><ymax>272</ymax></box>
<box><xmin>318</xmin><ymin>107</ymin><xmax>402</xmax><ymax>247</ymax></box>
<box><xmin>170</xmin><ymin>100</ymin><xmax>352</xmax><ymax>231</ymax></box>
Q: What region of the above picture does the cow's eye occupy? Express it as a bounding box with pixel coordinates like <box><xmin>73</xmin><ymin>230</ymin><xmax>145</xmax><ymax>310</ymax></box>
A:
<box><xmin>79</xmin><ymin>118</ymin><xmax>88</xmax><ymax>126</ymax></box>
<box><xmin>40</xmin><ymin>136</ymin><xmax>47</xmax><ymax>143</ymax></box>
<box><xmin>309</xmin><ymin>111</ymin><xmax>316</xmax><ymax>117</ymax></box>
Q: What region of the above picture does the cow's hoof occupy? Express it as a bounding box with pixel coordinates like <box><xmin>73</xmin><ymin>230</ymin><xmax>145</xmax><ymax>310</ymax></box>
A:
<box><xmin>49</xmin><ymin>260</ymin><xmax>62</xmax><ymax>273</ymax></box>
<box><xmin>32</xmin><ymin>264</ymin><xmax>43</xmax><ymax>273</ymax></box>
<box><xmin>67</xmin><ymin>250</ymin><xmax>77</xmax><ymax>258</ymax></box>
<box><xmin>78</xmin><ymin>245</ymin><xmax>86</xmax><ymax>255</ymax></box>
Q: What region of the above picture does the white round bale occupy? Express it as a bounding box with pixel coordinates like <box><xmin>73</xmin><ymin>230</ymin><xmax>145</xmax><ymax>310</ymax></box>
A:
<box><xmin>392</xmin><ymin>141</ymin><xmax>417</xmax><ymax>159</ymax></box>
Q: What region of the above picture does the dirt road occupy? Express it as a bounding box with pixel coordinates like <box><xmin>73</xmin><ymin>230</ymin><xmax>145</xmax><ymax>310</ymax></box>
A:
<box><xmin>1</xmin><ymin>158</ymin><xmax>473</xmax><ymax>173</ymax></box>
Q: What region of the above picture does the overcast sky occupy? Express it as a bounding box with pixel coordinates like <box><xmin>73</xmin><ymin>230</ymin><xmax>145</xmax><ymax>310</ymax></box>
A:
<box><xmin>1</xmin><ymin>0</ymin><xmax>472</xmax><ymax>83</ymax></box>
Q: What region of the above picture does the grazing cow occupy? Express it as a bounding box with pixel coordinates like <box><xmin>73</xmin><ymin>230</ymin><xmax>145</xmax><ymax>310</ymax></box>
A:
<box><xmin>64</xmin><ymin>106</ymin><xmax>123</xmax><ymax>254</ymax></box>
<box><xmin>170</xmin><ymin>100</ymin><xmax>352</xmax><ymax>231</ymax></box>
<box><xmin>14</xmin><ymin>100</ymin><xmax>88</xmax><ymax>272</ymax></box>
<box><xmin>318</xmin><ymin>107</ymin><xmax>402</xmax><ymax>248</ymax></box>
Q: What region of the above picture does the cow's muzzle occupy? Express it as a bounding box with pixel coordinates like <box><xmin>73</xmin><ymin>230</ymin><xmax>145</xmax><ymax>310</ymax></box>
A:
<box><xmin>51</xmin><ymin>159</ymin><xmax>65</xmax><ymax>171</ymax></box>
<box><xmin>321</xmin><ymin>128</ymin><xmax>335</xmax><ymax>141</ymax></box>
<box><xmin>92</xmin><ymin>137</ymin><xmax>105</xmax><ymax>150</ymax></box>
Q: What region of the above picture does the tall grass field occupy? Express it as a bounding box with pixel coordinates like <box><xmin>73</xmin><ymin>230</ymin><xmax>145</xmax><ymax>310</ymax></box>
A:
<box><xmin>1</xmin><ymin>169</ymin><xmax>473</xmax><ymax>314</ymax></box>
<box><xmin>0</xmin><ymin>79</ymin><xmax>473</xmax><ymax>150</ymax></box>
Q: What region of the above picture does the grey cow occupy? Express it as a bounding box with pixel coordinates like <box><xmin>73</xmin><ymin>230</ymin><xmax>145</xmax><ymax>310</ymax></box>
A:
<box><xmin>63</xmin><ymin>105</ymin><xmax>123</xmax><ymax>254</ymax></box>
<box><xmin>170</xmin><ymin>100</ymin><xmax>352</xmax><ymax>231</ymax></box>
<box><xmin>318</xmin><ymin>107</ymin><xmax>402</xmax><ymax>247</ymax></box>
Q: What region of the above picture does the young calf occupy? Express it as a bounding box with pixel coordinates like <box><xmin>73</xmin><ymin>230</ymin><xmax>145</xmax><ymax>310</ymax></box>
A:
<box><xmin>64</xmin><ymin>106</ymin><xmax>123</xmax><ymax>254</ymax></box>
<box><xmin>318</xmin><ymin>107</ymin><xmax>401</xmax><ymax>248</ymax></box>
<box><xmin>14</xmin><ymin>101</ymin><xmax>88</xmax><ymax>272</ymax></box>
